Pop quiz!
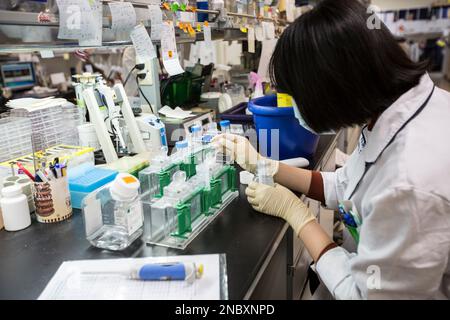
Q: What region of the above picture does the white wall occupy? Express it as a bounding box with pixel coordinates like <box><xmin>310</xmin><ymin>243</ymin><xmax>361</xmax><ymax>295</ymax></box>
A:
<box><xmin>372</xmin><ymin>0</ymin><xmax>435</xmax><ymax>10</ymax></box>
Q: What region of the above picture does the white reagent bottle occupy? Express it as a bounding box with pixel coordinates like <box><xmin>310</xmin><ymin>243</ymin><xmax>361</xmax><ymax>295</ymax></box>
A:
<box><xmin>1</xmin><ymin>185</ymin><xmax>31</xmax><ymax>231</ymax></box>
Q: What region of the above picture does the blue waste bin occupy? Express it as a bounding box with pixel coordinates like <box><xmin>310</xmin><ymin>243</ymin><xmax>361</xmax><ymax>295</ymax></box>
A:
<box><xmin>248</xmin><ymin>95</ymin><xmax>319</xmax><ymax>160</ymax></box>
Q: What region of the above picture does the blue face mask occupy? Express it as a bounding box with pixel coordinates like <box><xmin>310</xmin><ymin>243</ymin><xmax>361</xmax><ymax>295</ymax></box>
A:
<box><xmin>291</xmin><ymin>98</ymin><xmax>317</xmax><ymax>134</ymax></box>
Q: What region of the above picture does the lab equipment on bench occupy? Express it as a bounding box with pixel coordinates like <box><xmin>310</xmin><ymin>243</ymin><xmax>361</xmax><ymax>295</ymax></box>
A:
<box><xmin>160</xmin><ymin>110</ymin><xmax>213</xmax><ymax>147</ymax></box>
<box><xmin>68</xmin><ymin>164</ymin><xmax>118</xmax><ymax>209</ymax></box>
<box><xmin>0</xmin><ymin>117</ymin><xmax>33</xmax><ymax>163</ymax></box>
<box><xmin>8</xmin><ymin>98</ymin><xmax>82</xmax><ymax>152</ymax></box>
<box><xmin>248</xmin><ymin>95</ymin><xmax>320</xmax><ymax>160</ymax></box>
<box><xmin>130</xmin><ymin>113</ymin><xmax>168</xmax><ymax>155</ymax></box>
<box><xmin>82</xmin><ymin>81</ymin><xmax>147</xmax><ymax>163</ymax></box>
<box><xmin>0</xmin><ymin>145</ymin><xmax>95</xmax><ymax>176</ymax></box>
<box><xmin>81</xmin><ymin>261</ymin><xmax>204</xmax><ymax>283</ymax></box>
<box><xmin>101</xmin><ymin>154</ymin><xmax>149</xmax><ymax>178</ymax></box>
<box><xmin>72</xmin><ymin>73</ymin><xmax>101</xmax><ymax>122</ymax></box>
<box><xmin>77</xmin><ymin>123</ymin><xmax>101</xmax><ymax>151</ymax></box>
<box><xmin>146</xmin><ymin>156</ymin><xmax>238</xmax><ymax>250</ymax></box>
<box><xmin>82</xmin><ymin>173</ymin><xmax>144</xmax><ymax>251</ymax></box>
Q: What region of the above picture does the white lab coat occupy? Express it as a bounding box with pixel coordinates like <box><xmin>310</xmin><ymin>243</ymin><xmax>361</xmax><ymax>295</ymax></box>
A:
<box><xmin>315</xmin><ymin>74</ymin><xmax>450</xmax><ymax>299</ymax></box>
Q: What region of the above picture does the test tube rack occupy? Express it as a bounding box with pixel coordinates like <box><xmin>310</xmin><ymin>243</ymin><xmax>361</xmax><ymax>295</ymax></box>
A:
<box><xmin>145</xmin><ymin>164</ymin><xmax>238</xmax><ymax>250</ymax></box>
<box><xmin>9</xmin><ymin>102</ymin><xmax>82</xmax><ymax>152</ymax></box>
<box><xmin>0</xmin><ymin>117</ymin><xmax>33</xmax><ymax>163</ymax></box>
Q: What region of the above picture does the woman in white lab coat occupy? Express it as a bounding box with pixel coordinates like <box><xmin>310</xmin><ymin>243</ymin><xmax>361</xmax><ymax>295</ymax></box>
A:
<box><xmin>214</xmin><ymin>0</ymin><xmax>450</xmax><ymax>299</ymax></box>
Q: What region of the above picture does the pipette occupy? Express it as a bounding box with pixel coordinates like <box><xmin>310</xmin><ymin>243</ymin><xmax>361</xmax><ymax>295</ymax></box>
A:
<box><xmin>82</xmin><ymin>262</ymin><xmax>204</xmax><ymax>284</ymax></box>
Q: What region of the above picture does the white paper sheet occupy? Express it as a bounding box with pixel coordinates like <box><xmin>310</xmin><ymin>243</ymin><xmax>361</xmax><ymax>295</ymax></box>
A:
<box><xmin>257</xmin><ymin>39</ymin><xmax>277</xmax><ymax>82</ymax></box>
<box><xmin>203</xmin><ymin>24</ymin><xmax>212</xmax><ymax>45</ymax></box>
<box><xmin>158</xmin><ymin>106</ymin><xmax>193</xmax><ymax>119</ymax></box>
<box><xmin>130</xmin><ymin>24</ymin><xmax>157</xmax><ymax>60</ymax></box>
<box><xmin>56</xmin><ymin>0</ymin><xmax>82</xmax><ymax>39</ymax></box>
<box><xmin>148</xmin><ymin>5</ymin><xmax>163</xmax><ymax>41</ymax></box>
<box><xmin>254</xmin><ymin>24</ymin><xmax>264</xmax><ymax>42</ymax></box>
<box><xmin>161</xmin><ymin>21</ymin><xmax>185</xmax><ymax>76</ymax></box>
<box><xmin>262</xmin><ymin>21</ymin><xmax>275</xmax><ymax>40</ymax></box>
<box><xmin>178</xmin><ymin>12</ymin><xmax>196</xmax><ymax>23</ymax></box>
<box><xmin>40</xmin><ymin>49</ymin><xmax>55</xmax><ymax>59</ymax></box>
<box><xmin>247</xmin><ymin>26</ymin><xmax>255</xmax><ymax>53</ymax></box>
<box><xmin>108</xmin><ymin>1</ymin><xmax>136</xmax><ymax>32</ymax></box>
<box><xmin>78</xmin><ymin>0</ymin><xmax>103</xmax><ymax>46</ymax></box>
<box><xmin>38</xmin><ymin>254</ymin><xmax>222</xmax><ymax>300</ymax></box>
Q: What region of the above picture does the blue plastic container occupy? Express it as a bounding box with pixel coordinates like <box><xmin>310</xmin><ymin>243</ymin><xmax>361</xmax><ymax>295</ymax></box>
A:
<box><xmin>248</xmin><ymin>95</ymin><xmax>319</xmax><ymax>160</ymax></box>
<box><xmin>68</xmin><ymin>164</ymin><xmax>118</xmax><ymax>209</ymax></box>
<box><xmin>197</xmin><ymin>1</ymin><xmax>209</xmax><ymax>22</ymax></box>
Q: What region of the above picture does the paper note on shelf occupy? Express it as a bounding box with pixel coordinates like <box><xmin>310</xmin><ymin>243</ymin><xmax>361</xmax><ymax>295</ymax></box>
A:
<box><xmin>56</xmin><ymin>0</ymin><xmax>83</xmax><ymax>40</ymax></box>
<box><xmin>40</xmin><ymin>50</ymin><xmax>55</xmax><ymax>59</ymax></box>
<box><xmin>158</xmin><ymin>106</ymin><xmax>193</xmax><ymax>119</ymax></box>
<box><xmin>130</xmin><ymin>24</ymin><xmax>157</xmax><ymax>60</ymax></box>
<box><xmin>262</xmin><ymin>21</ymin><xmax>275</xmax><ymax>40</ymax></box>
<box><xmin>161</xmin><ymin>21</ymin><xmax>185</xmax><ymax>76</ymax></box>
<box><xmin>38</xmin><ymin>254</ymin><xmax>224</xmax><ymax>300</ymax></box>
<box><xmin>203</xmin><ymin>24</ymin><xmax>212</xmax><ymax>45</ymax></box>
<box><xmin>257</xmin><ymin>39</ymin><xmax>278</xmax><ymax>82</ymax></box>
<box><xmin>148</xmin><ymin>4</ymin><xmax>163</xmax><ymax>41</ymax></box>
<box><xmin>78</xmin><ymin>0</ymin><xmax>103</xmax><ymax>46</ymax></box>
<box><xmin>108</xmin><ymin>1</ymin><xmax>137</xmax><ymax>32</ymax></box>
<box><xmin>247</xmin><ymin>26</ymin><xmax>255</xmax><ymax>53</ymax></box>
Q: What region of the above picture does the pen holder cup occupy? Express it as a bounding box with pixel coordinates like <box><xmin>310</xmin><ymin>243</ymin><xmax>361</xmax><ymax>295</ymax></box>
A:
<box><xmin>34</xmin><ymin>177</ymin><xmax>72</xmax><ymax>223</ymax></box>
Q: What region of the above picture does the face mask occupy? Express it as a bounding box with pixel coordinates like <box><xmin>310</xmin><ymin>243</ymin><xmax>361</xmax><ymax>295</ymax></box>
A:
<box><xmin>291</xmin><ymin>98</ymin><xmax>318</xmax><ymax>134</ymax></box>
<box><xmin>291</xmin><ymin>99</ymin><xmax>335</xmax><ymax>135</ymax></box>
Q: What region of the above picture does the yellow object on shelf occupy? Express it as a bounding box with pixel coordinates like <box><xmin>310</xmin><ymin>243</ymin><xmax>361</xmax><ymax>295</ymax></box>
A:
<box><xmin>277</xmin><ymin>93</ymin><xmax>293</xmax><ymax>108</ymax></box>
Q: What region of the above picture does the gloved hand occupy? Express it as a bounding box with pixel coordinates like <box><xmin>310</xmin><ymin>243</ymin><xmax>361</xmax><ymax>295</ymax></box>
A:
<box><xmin>212</xmin><ymin>133</ymin><xmax>279</xmax><ymax>176</ymax></box>
<box><xmin>245</xmin><ymin>182</ymin><xmax>316</xmax><ymax>236</ymax></box>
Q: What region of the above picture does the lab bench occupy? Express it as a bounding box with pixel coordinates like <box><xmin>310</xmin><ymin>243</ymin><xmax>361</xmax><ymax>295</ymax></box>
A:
<box><xmin>0</xmin><ymin>133</ymin><xmax>339</xmax><ymax>300</ymax></box>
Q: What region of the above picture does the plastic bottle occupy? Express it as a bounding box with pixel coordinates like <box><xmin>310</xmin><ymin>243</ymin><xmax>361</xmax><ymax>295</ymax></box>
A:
<box><xmin>220</xmin><ymin>120</ymin><xmax>231</xmax><ymax>133</ymax></box>
<box><xmin>174</xmin><ymin>140</ymin><xmax>189</xmax><ymax>163</ymax></box>
<box><xmin>82</xmin><ymin>173</ymin><xmax>144</xmax><ymax>251</ymax></box>
<box><xmin>256</xmin><ymin>159</ymin><xmax>275</xmax><ymax>186</ymax></box>
<box><xmin>197</xmin><ymin>0</ymin><xmax>209</xmax><ymax>22</ymax></box>
<box><xmin>206</xmin><ymin>122</ymin><xmax>220</xmax><ymax>137</ymax></box>
<box><xmin>0</xmin><ymin>185</ymin><xmax>31</xmax><ymax>231</ymax></box>
<box><xmin>190</xmin><ymin>124</ymin><xmax>203</xmax><ymax>152</ymax></box>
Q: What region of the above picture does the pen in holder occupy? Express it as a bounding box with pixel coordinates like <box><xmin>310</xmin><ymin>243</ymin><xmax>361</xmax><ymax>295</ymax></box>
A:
<box><xmin>34</xmin><ymin>176</ymin><xmax>72</xmax><ymax>223</ymax></box>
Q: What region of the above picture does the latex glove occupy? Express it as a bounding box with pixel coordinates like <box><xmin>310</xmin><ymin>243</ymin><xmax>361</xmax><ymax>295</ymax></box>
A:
<box><xmin>245</xmin><ymin>182</ymin><xmax>316</xmax><ymax>236</ymax></box>
<box><xmin>212</xmin><ymin>133</ymin><xmax>279</xmax><ymax>175</ymax></box>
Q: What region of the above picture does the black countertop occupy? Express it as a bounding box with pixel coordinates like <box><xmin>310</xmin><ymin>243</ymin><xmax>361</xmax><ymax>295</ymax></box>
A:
<box><xmin>0</xmin><ymin>134</ymin><xmax>336</xmax><ymax>300</ymax></box>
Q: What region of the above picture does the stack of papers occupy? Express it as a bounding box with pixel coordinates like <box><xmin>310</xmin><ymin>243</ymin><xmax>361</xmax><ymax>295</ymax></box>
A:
<box><xmin>38</xmin><ymin>254</ymin><xmax>224</xmax><ymax>300</ymax></box>
<box><xmin>158</xmin><ymin>106</ymin><xmax>194</xmax><ymax>119</ymax></box>
<box><xmin>6</xmin><ymin>97</ymin><xmax>68</xmax><ymax>111</ymax></box>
